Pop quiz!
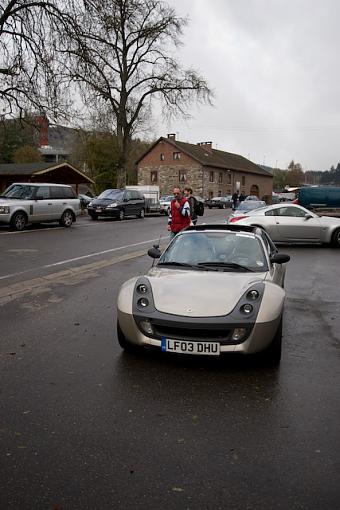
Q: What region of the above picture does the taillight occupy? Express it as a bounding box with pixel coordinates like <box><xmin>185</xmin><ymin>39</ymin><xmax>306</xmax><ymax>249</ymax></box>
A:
<box><xmin>229</xmin><ymin>215</ymin><xmax>248</xmax><ymax>223</ymax></box>
<box><xmin>292</xmin><ymin>198</ymin><xmax>298</xmax><ymax>204</ymax></box>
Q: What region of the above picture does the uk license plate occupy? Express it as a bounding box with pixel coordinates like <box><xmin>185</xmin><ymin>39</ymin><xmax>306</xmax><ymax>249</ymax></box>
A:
<box><xmin>161</xmin><ymin>338</ymin><xmax>220</xmax><ymax>356</ymax></box>
<box><xmin>96</xmin><ymin>208</ymin><xmax>102</xmax><ymax>212</ymax></box>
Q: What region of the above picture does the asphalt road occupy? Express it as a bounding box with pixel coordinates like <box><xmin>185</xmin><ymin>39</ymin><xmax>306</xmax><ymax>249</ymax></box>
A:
<box><xmin>1</xmin><ymin>210</ymin><xmax>340</xmax><ymax>510</ymax></box>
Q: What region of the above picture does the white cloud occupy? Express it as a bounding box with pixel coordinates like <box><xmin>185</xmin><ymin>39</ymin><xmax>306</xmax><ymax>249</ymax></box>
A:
<box><xmin>159</xmin><ymin>0</ymin><xmax>340</xmax><ymax>170</ymax></box>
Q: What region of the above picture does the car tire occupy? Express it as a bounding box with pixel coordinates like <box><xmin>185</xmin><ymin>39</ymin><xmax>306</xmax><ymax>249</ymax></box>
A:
<box><xmin>118</xmin><ymin>209</ymin><xmax>125</xmax><ymax>220</ymax></box>
<box><xmin>89</xmin><ymin>213</ymin><xmax>98</xmax><ymax>220</ymax></box>
<box><xmin>10</xmin><ymin>211</ymin><xmax>27</xmax><ymax>231</ymax></box>
<box><xmin>59</xmin><ymin>210</ymin><xmax>74</xmax><ymax>228</ymax></box>
<box><xmin>261</xmin><ymin>317</ymin><xmax>282</xmax><ymax>366</ymax></box>
<box><xmin>138</xmin><ymin>208</ymin><xmax>145</xmax><ymax>218</ymax></box>
<box><xmin>117</xmin><ymin>323</ymin><xmax>140</xmax><ymax>353</ymax></box>
<box><xmin>331</xmin><ymin>228</ymin><xmax>340</xmax><ymax>247</ymax></box>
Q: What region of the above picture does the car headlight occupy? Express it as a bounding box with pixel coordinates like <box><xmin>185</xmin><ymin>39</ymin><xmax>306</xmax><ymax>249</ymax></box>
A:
<box><xmin>88</xmin><ymin>201</ymin><xmax>93</xmax><ymax>206</ymax></box>
<box><xmin>137</xmin><ymin>297</ymin><xmax>149</xmax><ymax>308</ymax></box>
<box><xmin>107</xmin><ymin>202</ymin><xmax>118</xmax><ymax>208</ymax></box>
<box><xmin>0</xmin><ymin>206</ymin><xmax>10</xmax><ymax>214</ymax></box>
<box><xmin>137</xmin><ymin>284</ymin><xmax>148</xmax><ymax>294</ymax></box>
<box><xmin>240</xmin><ymin>304</ymin><xmax>253</xmax><ymax>315</ymax></box>
<box><xmin>246</xmin><ymin>290</ymin><xmax>259</xmax><ymax>301</ymax></box>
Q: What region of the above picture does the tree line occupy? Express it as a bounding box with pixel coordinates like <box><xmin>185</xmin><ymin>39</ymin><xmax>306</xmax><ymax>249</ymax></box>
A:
<box><xmin>273</xmin><ymin>161</ymin><xmax>340</xmax><ymax>190</ymax></box>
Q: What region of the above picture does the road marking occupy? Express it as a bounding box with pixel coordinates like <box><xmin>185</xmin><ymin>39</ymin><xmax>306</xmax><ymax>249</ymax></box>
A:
<box><xmin>0</xmin><ymin>236</ymin><xmax>168</xmax><ymax>282</ymax></box>
<box><xmin>0</xmin><ymin>249</ymin><xmax>148</xmax><ymax>305</ymax></box>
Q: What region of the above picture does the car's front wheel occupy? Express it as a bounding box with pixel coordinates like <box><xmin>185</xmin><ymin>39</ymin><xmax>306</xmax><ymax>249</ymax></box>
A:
<box><xmin>89</xmin><ymin>213</ymin><xmax>98</xmax><ymax>220</ymax></box>
<box><xmin>261</xmin><ymin>317</ymin><xmax>282</xmax><ymax>366</ymax></box>
<box><xmin>10</xmin><ymin>211</ymin><xmax>27</xmax><ymax>231</ymax></box>
<box><xmin>331</xmin><ymin>228</ymin><xmax>340</xmax><ymax>247</ymax></box>
<box><xmin>59</xmin><ymin>210</ymin><xmax>74</xmax><ymax>227</ymax></box>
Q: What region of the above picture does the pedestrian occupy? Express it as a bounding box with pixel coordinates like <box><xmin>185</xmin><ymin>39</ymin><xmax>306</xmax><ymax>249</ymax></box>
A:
<box><xmin>168</xmin><ymin>186</ymin><xmax>191</xmax><ymax>238</ymax></box>
<box><xmin>232</xmin><ymin>191</ymin><xmax>239</xmax><ymax>210</ymax></box>
<box><xmin>239</xmin><ymin>192</ymin><xmax>246</xmax><ymax>202</ymax></box>
<box><xmin>183</xmin><ymin>186</ymin><xmax>197</xmax><ymax>225</ymax></box>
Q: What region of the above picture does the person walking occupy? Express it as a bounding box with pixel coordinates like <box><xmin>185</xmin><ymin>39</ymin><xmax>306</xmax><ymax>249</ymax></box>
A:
<box><xmin>168</xmin><ymin>186</ymin><xmax>191</xmax><ymax>238</ymax></box>
<box><xmin>232</xmin><ymin>191</ymin><xmax>239</xmax><ymax>210</ymax></box>
<box><xmin>183</xmin><ymin>186</ymin><xmax>197</xmax><ymax>225</ymax></box>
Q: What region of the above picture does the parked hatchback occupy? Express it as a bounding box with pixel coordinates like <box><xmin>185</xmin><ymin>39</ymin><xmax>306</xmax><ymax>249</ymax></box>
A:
<box><xmin>87</xmin><ymin>189</ymin><xmax>145</xmax><ymax>220</ymax></box>
<box><xmin>0</xmin><ymin>182</ymin><xmax>80</xmax><ymax>231</ymax></box>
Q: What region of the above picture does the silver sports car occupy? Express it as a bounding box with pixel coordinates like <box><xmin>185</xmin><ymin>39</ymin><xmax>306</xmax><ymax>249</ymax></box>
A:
<box><xmin>227</xmin><ymin>203</ymin><xmax>340</xmax><ymax>246</ymax></box>
<box><xmin>117</xmin><ymin>225</ymin><xmax>290</xmax><ymax>365</ymax></box>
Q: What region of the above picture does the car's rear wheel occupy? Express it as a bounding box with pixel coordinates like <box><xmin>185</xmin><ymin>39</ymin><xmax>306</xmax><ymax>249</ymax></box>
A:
<box><xmin>331</xmin><ymin>228</ymin><xmax>340</xmax><ymax>247</ymax></box>
<box><xmin>10</xmin><ymin>211</ymin><xmax>27</xmax><ymax>231</ymax></box>
<box><xmin>117</xmin><ymin>323</ymin><xmax>140</xmax><ymax>353</ymax></box>
<box><xmin>138</xmin><ymin>208</ymin><xmax>145</xmax><ymax>218</ymax></box>
<box><xmin>59</xmin><ymin>210</ymin><xmax>74</xmax><ymax>227</ymax></box>
<box><xmin>119</xmin><ymin>209</ymin><xmax>125</xmax><ymax>220</ymax></box>
<box><xmin>261</xmin><ymin>317</ymin><xmax>282</xmax><ymax>366</ymax></box>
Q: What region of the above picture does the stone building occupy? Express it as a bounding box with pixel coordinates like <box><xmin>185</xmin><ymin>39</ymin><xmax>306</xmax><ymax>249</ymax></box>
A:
<box><xmin>137</xmin><ymin>134</ymin><xmax>273</xmax><ymax>199</ymax></box>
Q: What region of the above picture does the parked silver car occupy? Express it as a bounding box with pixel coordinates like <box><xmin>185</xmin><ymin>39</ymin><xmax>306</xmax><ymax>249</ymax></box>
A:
<box><xmin>117</xmin><ymin>224</ymin><xmax>290</xmax><ymax>365</ymax></box>
<box><xmin>227</xmin><ymin>203</ymin><xmax>340</xmax><ymax>247</ymax></box>
<box><xmin>159</xmin><ymin>195</ymin><xmax>174</xmax><ymax>215</ymax></box>
<box><xmin>0</xmin><ymin>182</ymin><xmax>81</xmax><ymax>231</ymax></box>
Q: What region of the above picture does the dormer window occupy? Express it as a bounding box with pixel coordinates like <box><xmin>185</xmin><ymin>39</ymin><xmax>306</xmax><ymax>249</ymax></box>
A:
<box><xmin>173</xmin><ymin>152</ymin><xmax>181</xmax><ymax>160</ymax></box>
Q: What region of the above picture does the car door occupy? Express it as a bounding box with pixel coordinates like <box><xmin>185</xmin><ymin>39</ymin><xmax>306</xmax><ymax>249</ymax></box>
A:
<box><xmin>251</xmin><ymin>209</ymin><xmax>281</xmax><ymax>241</ymax></box>
<box><xmin>273</xmin><ymin>206</ymin><xmax>322</xmax><ymax>241</ymax></box>
<box><xmin>260</xmin><ymin>230</ymin><xmax>285</xmax><ymax>286</ymax></box>
<box><xmin>123</xmin><ymin>191</ymin><xmax>134</xmax><ymax>215</ymax></box>
<box><xmin>33</xmin><ymin>185</ymin><xmax>53</xmax><ymax>221</ymax></box>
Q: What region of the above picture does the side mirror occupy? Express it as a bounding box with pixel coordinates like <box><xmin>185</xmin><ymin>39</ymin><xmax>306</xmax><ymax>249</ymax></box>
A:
<box><xmin>148</xmin><ymin>247</ymin><xmax>161</xmax><ymax>259</ymax></box>
<box><xmin>304</xmin><ymin>214</ymin><xmax>313</xmax><ymax>220</ymax></box>
<box><xmin>270</xmin><ymin>253</ymin><xmax>290</xmax><ymax>264</ymax></box>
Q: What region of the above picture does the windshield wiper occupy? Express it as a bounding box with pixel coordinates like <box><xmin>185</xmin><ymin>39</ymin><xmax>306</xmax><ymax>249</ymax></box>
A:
<box><xmin>157</xmin><ymin>261</ymin><xmax>217</xmax><ymax>271</ymax></box>
<box><xmin>198</xmin><ymin>262</ymin><xmax>255</xmax><ymax>272</ymax></box>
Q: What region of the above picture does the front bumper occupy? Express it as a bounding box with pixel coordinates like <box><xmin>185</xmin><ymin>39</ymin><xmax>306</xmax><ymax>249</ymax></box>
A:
<box><xmin>88</xmin><ymin>207</ymin><xmax>120</xmax><ymax>217</ymax></box>
<box><xmin>117</xmin><ymin>309</ymin><xmax>281</xmax><ymax>355</ymax></box>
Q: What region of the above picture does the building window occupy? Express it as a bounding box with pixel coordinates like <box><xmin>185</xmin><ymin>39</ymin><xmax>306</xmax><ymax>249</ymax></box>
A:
<box><xmin>160</xmin><ymin>153</ymin><xmax>165</xmax><ymax>161</ymax></box>
<box><xmin>209</xmin><ymin>171</ymin><xmax>214</xmax><ymax>182</ymax></box>
<box><xmin>173</xmin><ymin>152</ymin><xmax>181</xmax><ymax>160</ymax></box>
<box><xmin>218</xmin><ymin>190</ymin><xmax>222</xmax><ymax>197</ymax></box>
<box><xmin>179</xmin><ymin>170</ymin><xmax>187</xmax><ymax>182</ymax></box>
<box><xmin>242</xmin><ymin>176</ymin><xmax>246</xmax><ymax>186</ymax></box>
<box><xmin>151</xmin><ymin>171</ymin><xmax>158</xmax><ymax>183</ymax></box>
<box><xmin>227</xmin><ymin>173</ymin><xmax>231</xmax><ymax>184</ymax></box>
<box><xmin>218</xmin><ymin>172</ymin><xmax>223</xmax><ymax>183</ymax></box>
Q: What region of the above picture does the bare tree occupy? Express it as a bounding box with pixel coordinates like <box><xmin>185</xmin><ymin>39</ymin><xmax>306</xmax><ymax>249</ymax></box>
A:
<box><xmin>0</xmin><ymin>0</ymin><xmax>77</xmax><ymax>119</ymax></box>
<box><xmin>66</xmin><ymin>0</ymin><xmax>212</xmax><ymax>187</ymax></box>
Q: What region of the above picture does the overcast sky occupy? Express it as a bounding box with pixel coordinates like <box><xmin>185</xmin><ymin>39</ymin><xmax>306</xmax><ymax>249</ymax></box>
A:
<box><xmin>157</xmin><ymin>0</ymin><xmax>340</xmax><ymax>171</ymax></box>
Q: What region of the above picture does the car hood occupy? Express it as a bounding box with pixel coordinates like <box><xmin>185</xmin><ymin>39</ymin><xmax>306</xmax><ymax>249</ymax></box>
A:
<box><xmin>319</xmin><ymin>215</ymin><xmax>340</xmax><ymax>226</ymax></box>
<box><xmin>147</xmin><ymin>267</ymin><xmax>266</xmax><ymax>317</ymax></box>
<box><xmin>0</xmin><ymin>197</ymin><xmax>24</xmax><ymax>204</ymax></box>
<box><xmin>90</xmin><ymin>198</ymin><xmax>120</xmax><ymax>207</ymax></box>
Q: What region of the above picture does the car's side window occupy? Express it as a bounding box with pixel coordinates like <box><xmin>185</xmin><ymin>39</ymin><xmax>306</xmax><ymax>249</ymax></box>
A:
<box><xmin>260</xmin><ymin>230</ymin><xmax>276</xmax><ymax>257</ymax></box>
<box><xmin>265</xmin><ymin>209</ymin><xmax>276</xmax><ymax>216</ymax></box>
<box><xmin>36</xmin><ymin>186</ymin><xmax>50</xmax><ymax>199</ymax></box>
<box><xmin>125</xmin><ymin>191</ymin><xmax>132</xmax><ymax>201</ymax></box>
<box><xmin>50</xmin><ymin>186</ymin><xmax>64</xmax><ymax>199</ymax></box>
<box><xmin>277</xmin><ymin>206</ymin><xmax>306</xmax><ymax>217</ymax></box>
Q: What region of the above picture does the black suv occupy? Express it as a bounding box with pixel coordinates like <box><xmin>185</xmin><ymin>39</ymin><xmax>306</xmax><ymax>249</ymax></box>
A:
<box><xmin>87</xmin><ymin>189</ymin><xmax>145</xmax><ymax>220</ymax></box>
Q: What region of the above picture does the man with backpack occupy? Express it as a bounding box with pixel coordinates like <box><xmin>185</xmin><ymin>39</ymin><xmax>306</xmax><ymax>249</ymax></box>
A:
<box><xmin>183</xmin><ymin>186</ymin><xmax>204</xmax><ymax>225</ymax></box>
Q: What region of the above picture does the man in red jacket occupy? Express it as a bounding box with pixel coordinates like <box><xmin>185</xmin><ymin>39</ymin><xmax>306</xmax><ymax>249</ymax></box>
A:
<box><xmin>167</xmin><ymin>186</ymin><xmax>191</xmax><ymax>238</ymax></box>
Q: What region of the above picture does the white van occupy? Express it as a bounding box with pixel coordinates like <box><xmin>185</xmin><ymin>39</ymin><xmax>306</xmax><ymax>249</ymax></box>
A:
<box><xmin>0</xmin><ymin>182</ymin><xmax>81</xmax><ymax>231</ymax></box>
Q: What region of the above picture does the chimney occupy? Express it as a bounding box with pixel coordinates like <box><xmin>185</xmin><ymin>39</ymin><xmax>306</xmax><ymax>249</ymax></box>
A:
<box><xmin>198</xmin><ymin>141</ymin><xmax>213</xmax><ymax>152</ymax></box>
<box><xmin>167</xmin><ymin>133</ymin><xmax>176</xmax><ymax>140</ymax></box>
<box><xmin>35</xmin><ymin>115</ymin><xmax>49</xmax><ymax>147</ymax></box>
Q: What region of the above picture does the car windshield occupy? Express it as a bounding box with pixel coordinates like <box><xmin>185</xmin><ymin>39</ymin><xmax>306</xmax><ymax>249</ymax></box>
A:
<box><xmin>98</xmin><ymin>189</ymin><xmax>124</xmax><ymax>200</ymax></box>
<box><xmin>2</xmin><ymin>184</ymin><xmax>36</xmax><ymax>199</ymax></box>
<box><xmin>159</xmin><ymin>231</ymin><xmax>268</xmax><ymax>272</ymax></box>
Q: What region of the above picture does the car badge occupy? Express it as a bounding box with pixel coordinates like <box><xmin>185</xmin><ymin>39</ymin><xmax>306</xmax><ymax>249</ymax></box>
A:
<box><xmin>187</xmin><ymin>308</ymin><xmax>193</xmax><ymax>313</ymax></box>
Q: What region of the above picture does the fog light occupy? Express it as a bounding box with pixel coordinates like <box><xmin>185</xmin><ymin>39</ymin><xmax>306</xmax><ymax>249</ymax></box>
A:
<box><xmin>137</xmin><ymin>284</ymin><xmax>148</xmax><ymax>294</ymax></box>
<box><xmin>246</xmin><ymin>290</ymin><xmax>259</xmax><ymax>300</ymax></box>
<box><xmin>138</xmin><ymin>297</ymin><xmax>149</xmax><ymax>308</ymax></box>
<box><xmin>241</xmin><ymin>304</ymin><xmax>253</xmax><ymax>314</ymax></box>
<box><xmin>139</xmin><ymin>320</ymin><xmax>154</xmax><ymax>335</ymax></box>
<box><xmin>232</xmin><ymin>328</ymin><xmax>247</xmax><ymax>341</ymax></box>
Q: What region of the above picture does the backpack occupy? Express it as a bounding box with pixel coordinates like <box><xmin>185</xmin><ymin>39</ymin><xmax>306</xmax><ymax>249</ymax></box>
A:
<box><xmin>193</xmin><ymin>196</ymin><xmax>204</xmax><ymax>216</ymax></box>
